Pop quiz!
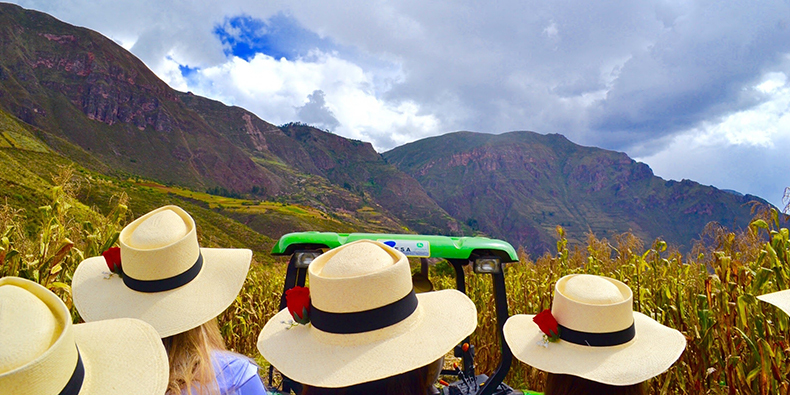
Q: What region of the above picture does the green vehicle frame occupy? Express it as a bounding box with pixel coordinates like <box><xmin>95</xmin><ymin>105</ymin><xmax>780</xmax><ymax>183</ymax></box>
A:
<box><xmin>268</xmin><ymin>231</ymin><xmax>522</xmax><ymax>395</ymax></box>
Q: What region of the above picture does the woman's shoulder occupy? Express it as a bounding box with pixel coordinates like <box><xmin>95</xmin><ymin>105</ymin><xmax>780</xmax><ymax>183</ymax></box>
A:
<box><xmin>212</xmin><ymin>350</ymin><xmax>262</xmax><ymax>391</ymax></box>
<box><xmin>213</xmin><ymin>350</ymin><xmax>257</xmax><ymax>368</ymax></box>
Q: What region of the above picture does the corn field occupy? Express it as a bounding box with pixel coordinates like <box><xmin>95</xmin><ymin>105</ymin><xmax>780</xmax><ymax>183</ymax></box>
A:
<box><xmin>461</xmin><ymin>211</ymin><xmax>790</xmax><ymax>395</ymax></box>
<box><xmin>2</xmin><ymin>171</ymin><xmax>790</xmax><ymax>394</ymax></box>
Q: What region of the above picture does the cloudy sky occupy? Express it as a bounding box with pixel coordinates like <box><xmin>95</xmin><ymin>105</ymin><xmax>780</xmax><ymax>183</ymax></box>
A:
<box><xmin>11</xmin><ymin>0</ymin><xmax>790</xmax><ymax>208</ymax></box>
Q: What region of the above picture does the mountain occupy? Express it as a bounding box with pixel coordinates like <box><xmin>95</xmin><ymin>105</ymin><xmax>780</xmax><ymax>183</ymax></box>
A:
<box><xmin>0</xmin><ymin>3</ymin><xmax>462</xmax><ymax>237</ymax></box>
<box><xmin>384</xmin><ymin>131</ymin><xmax>767</xmax><ymax>255</ymax></box>
<box><xmin>177</xmin><ymin>93</ymin><xmax>464</xmax><ymax>235</ymax></box>
<box><xmin>0</xmin><ymin>3</ymin><xmax>279</xmax><ymax>193</ymax></box>
<box><xmin>0</xmin><ymin>3</ymin><xmax>774</xmax><ymax>255</ymax></box>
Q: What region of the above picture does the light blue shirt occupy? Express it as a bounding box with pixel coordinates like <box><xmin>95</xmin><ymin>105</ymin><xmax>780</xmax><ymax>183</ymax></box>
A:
<box><xmin>210</xmin><ymin>350</ymin><xmax>268</xmax><ymax>395</ymax></box>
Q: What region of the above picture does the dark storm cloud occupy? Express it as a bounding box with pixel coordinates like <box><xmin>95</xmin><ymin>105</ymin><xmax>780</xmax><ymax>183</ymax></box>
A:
<box><xmin>587</xmin><ymin>1</ymin><xmax>790</xmax><ymax>151</ymax></box>
<box><xmin>295</xmin><ymin>90</ymin><xmax>340</xmax><ymax>131</ymax></box>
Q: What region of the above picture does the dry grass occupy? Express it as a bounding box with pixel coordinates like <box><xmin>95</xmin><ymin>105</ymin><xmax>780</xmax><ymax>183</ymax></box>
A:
<box><xmin>458</xmin><ymin>211</ymin><xmax>790</xmax><ymax>394</ymax></box>
<box><xmin>3</xmin><ymin>173</ymin><xmax>790</xmax><ymax>394</ymax></box>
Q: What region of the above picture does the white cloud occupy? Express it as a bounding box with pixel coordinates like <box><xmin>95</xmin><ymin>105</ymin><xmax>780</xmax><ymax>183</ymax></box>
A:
<box><xmin>757</xmin><ymin>72</ymin><xmax>787</xmax><ymax>94</ymax></box>
<box><xmin>159</xmin><ymin>56</ymin><xmax>190</xmax><ymax>92</ymax></box>
<box><xmin>636</xmin><ymin>70</ymin><xmax>790</xmax><ymax>207</ymax></box>
<box><xmin>164</xmin><ymin>49</ymin><xmax>441</xmax><ymax>150</ymax></box>
<box><xmin>543</xmin><ymin>20</ymin><xmax>559</xmax><ymax>39</ymax></box>
<box><xmin>702</xmin><ymin>71</ymin><xmax>789</xmax><ymax>148</ymax></box>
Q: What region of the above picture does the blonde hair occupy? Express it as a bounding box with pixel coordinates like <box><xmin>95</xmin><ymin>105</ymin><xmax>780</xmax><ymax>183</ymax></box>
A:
<box><xmin>163</xmin><ymin>318</ymin><xmax>227</xmax><ymax>395</ymax></box>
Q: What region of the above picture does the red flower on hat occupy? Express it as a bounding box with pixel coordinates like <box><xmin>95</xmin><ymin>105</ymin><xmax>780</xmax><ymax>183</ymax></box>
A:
<box><xmin>286</xmin><ymin>286</ymin><xmax>311</xmax><ymax>325</ymax></box>
<box><xmin>533</xmin><ymin>309</ymin><xmax>560</xmax><ymax>342</ymax></box>
<box><xmin>102</xmin><ymin>247</ymin><xmax>122</xmax><ymax>275</ymax></box>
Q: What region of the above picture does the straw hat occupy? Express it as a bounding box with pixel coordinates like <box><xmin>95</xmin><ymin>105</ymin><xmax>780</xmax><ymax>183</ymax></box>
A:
<box><xmin>0</xmin><ymin>277</ymin><xmax>169</xmax><ymax>395</ymax></box>
<box><xmin>257</xmin><ymin>240</ymin><xmax>477</xmax><ymax>388</ymax></box>
<box><xmin>503</xmin><ymin>274</ymin><xmax>686</xmax><ymax>386</ymax></box>
<box><xmin>757</xmin><ymin>290</ymin><xmax>790</xmax><ymax>316</ymax></box>
<box><xmin>72</xmin><ymin>205</ymin><xmax>252</xmax><ymax>337</ymax></box>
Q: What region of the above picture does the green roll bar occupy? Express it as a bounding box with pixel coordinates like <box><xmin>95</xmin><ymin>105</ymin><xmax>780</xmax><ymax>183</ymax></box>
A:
<box><xmin>270</xmin><ymin>232</ymin><xmax>519</xmax><ymax>395</ymax></box>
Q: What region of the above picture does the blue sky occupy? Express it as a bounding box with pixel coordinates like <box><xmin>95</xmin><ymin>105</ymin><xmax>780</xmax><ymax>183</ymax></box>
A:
<box><xmin>10</xmin><ymin>0</ymin><xmax>790</xmax><ymax>208</ymax></box>
<box><xmin>213</xmin><ymin>13</ymin><xmax>336</xmax><ymax>62</ymax></box>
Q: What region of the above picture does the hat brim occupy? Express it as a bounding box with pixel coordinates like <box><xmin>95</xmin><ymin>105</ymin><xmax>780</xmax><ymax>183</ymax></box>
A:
<box><xmin>503</xmin><ymin>312</ymin><xmax>686</xmax><ymax>386</ymax></box>
<box><xmin>74</xmin><ymin>318</ymin><xmax>169</xmax><ymax>395</ymax></box>
<box><xmin>257</xmin><ymin>289</ymin><xmax>477</xmax><ymax>388</ymax></box>
<box><xmin>73</xmin><ymin>248</ymin><xmax>251</xmax><ymax>337</ymax></box>
<box><xmin>757</xmin><ymin>290</ymin><xmax>790</xmax><ymax>316</ymax></box>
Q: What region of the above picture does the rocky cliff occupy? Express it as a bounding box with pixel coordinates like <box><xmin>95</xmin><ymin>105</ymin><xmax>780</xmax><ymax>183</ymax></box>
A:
<box><xmin>384</xmin><ymin>131</ymin><xmax>767</xmax><ymax>255</ymax></box>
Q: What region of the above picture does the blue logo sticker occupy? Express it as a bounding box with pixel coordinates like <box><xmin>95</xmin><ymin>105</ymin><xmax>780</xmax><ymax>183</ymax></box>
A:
<box><xmin>378</xmin><ymin>240</ymin><xmax>431</xmax><ymax>257</ymax></box>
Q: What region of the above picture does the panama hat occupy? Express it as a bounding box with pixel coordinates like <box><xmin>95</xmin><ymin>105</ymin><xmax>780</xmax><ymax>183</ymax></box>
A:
<box><xmin>503</xmin><ymin>274</ymin><xmax>686</xmax><ymax>386</ymax></box>
<box><xmin>757</xmin><ymin>290</ymin><xmax>790</xmax><ymax>316</ymax></box>
<box><xmin>72</xmin><ymin>205</ymin><xmax>252</xmax><ymax>337</ymax></box>
<box><xmin>257</xmin><ymin>240</ymin><xmax>477</xmax><ymax>388</ymax></box>
<box><xmin>0</xmin><ymin>277</ymin><xmax>168</xmax><ymax>395</ymax></box>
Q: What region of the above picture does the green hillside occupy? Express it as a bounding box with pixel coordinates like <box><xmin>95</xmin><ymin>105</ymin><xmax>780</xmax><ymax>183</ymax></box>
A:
<box><xmin>0</xmin><ymin>107</ymin><xmax>407</xmax><ymax>262</ymax></box>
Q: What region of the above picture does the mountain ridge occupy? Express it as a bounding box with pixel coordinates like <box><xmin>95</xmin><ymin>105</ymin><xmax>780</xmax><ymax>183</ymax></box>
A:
<box><xmin>0</xmin><ymin>2</ymin><xmax>776</xmax><ymax>255</ymax></box>
<box><xmin>384</xmin><ymin>130</ymin><xmax>767</xmax><ymax>255</ymax></box>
